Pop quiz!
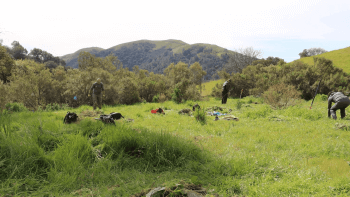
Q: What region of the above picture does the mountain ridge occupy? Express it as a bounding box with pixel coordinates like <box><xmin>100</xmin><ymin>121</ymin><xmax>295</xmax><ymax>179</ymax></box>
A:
<box><xmin>60</xmin><ymin>39</ymin><xmax>237</xmax><ymax>80</ymax></box>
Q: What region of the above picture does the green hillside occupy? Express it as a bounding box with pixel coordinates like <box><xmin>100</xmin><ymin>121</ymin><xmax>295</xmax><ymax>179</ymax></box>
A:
<box><xmin>60</xmin><ymin>39</ymin><xmax>237</xmax><ymax>80</ymax></box>
<box><xmin>60</xmin><ymin>47</ymin><xmax>104</xmax><ymax>64</ymax></box>
<box><xmin>295</xmin><ymin>46</ymin><xmax>350</xmax><ymax>73</ymax></box>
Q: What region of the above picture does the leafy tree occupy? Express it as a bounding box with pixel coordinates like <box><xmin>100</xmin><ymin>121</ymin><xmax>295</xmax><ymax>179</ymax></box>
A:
<box><xmin>164</xmin><ymin>61</ymin><xmax>191</xmax><ymax>88</ymax></box>
<box><xmin>117</xmin><ymin>76</ymin><xmax>140</xmax><ymax>105</ymax></box>
<box><xmin>0</xmin><ymin>45</ymin><xmax>15</xmax><ymax>83</ymax></box>
<box><xmin>298</xmin><ymin>49</ymin><xmax>308</xmax><ymax>58</ymax></box>
<box><xmin>308</xmin><ymin>48</ymin><xmax>328</xmax><ymax>56</ymax></box>
<box><xmin>299</xmin><ymin>48</ymin><xmax>328</xmax><ymax>58</ymax></box>
<box><xmin>189</xmin><ymin>62</ymin><xmax>206</xmax><ymax>94</ymax></box>
<box><xmin>9</xmin><ymin>41</ymin><xmax>28</xmax><ymax>60</ymax></box>
<box><xmin>217</xmin><ymin>68</ymin><xmax>231</xmax><ymax>81</ymax></box>
<box><xmin>29</xmin><ymin>48</ymin><xmax>43</xmax><ymax>62</ymax></box>
<box><xmin>45</xmin><ymin>60</ymin><xmax>58</xmax><ymax>70</ymax></box>
<box><xmin>0</xmin><ymin>80</ymin><xmax>10</xmax><ymax>114</ymax></box>
<box><xmin>251</xmin><ymin>56</ymin><xmax>284</xmax><ymax>66</ymax></box>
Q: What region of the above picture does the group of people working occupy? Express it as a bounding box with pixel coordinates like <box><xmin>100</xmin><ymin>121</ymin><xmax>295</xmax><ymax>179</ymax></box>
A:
<box><xmin>89</xmin><ymin>78</ymin><xmax>350</xmax><ymax>120</ymax></box>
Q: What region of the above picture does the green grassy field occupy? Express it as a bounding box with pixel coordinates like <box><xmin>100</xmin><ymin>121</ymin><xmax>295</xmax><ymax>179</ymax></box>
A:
<box><xmin>293</xmin><ymin>46</ymin><xmax>350</xmax><ymax>73</ymax></box>
<box><xmin>1</xmin><ymin>96</ymin><xmax>350</xmax><ymax>196</ymax></box>
<box><xmin>201</xmin><ymin>80</ymin><xmax>224</xmax><ymax>96</ymax></box>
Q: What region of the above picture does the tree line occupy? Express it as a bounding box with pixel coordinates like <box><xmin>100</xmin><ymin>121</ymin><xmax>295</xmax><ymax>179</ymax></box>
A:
<box><xmin>212</xmin><ymin>56</ymin><xmax>350</xmax><ymax>101</ymax></box>
<box><xmin>0</xmin><ymin>46</ymin><xmax>206</xmax><ymax>113</ymax></box>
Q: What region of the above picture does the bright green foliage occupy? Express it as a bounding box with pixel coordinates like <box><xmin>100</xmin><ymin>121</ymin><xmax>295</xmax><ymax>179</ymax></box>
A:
<box><xmin>296</xmin><ymin>46</ymin><xmax>350</xmax><ymax>73</ymax></box>
<box><xmin>262</xmin><ymin>83</ymin><xmax>302</xmax><ymax>109</ymax></box>
<box><xmin>1</xmin><ymin>98</ymin><xmax>350</xmax><ymax>196</ymax></box>
<box><xmin>225</xmin><ymin>57</ymin><xmax>350</xmax><ymax>100</ymax></box>
<box><xmin>236</xmin><ymin>99</ymin><xmax>242</xmax><ymax>110</ymax></box>
<box><xmin>4</xmin><ymin>102</ymin><xmax>28</xmax><ymax>113</ymax></box>
<box><xmin>194</xmin><ymin>107</ymin><xmax>207</xmax><ymax>125</ymax></box>
<box><xmin>0</xmin><ymin>45</ymin><xmax>15</xmax><ymax>83</ymax></box>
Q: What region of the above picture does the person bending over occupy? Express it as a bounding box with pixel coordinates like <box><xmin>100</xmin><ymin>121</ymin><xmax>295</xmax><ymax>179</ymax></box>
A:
<box><xmin>328</xmin><ymin>91</ymin><xmax>350</xmax><ymax>120</ymax></box>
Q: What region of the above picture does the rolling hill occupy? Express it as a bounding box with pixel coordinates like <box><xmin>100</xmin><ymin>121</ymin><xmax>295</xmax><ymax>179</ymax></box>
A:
<box><xmin>294</xmin><ymin>46</ymin><xmax>350</xmax><ymax>73</ymax></box>
<box><xmin>60</xmin><ymin>39</ymin><xmax>238</xmax><ymax>81</ymax></box>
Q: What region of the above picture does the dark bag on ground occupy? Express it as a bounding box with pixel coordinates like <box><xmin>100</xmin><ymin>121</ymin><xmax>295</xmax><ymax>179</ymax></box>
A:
<box><xmin>64</xmin><ymin>111</ymin><xmax>78</xmax><ymax>124</ymax></box>
<box><xmin>99</xmin><ymin>115</ymin><xmax>116</xmax><ymax>125</ymax></box>
<box><xmin>192</xmin><ymin>104</ymin><xmax>201</xmax><ymax>111</ymax></box>
<box><xmin>109</xmin><ymin>112</ymin><xmax>124</xmax><ymax>120</ymax></box>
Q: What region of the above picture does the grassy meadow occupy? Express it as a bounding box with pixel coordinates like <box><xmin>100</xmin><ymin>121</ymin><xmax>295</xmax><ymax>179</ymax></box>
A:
<box><xmin>1</xmin><ymin>94</ymin><xmax>350</xmax><ymax>196</ymax></box>
<box><xmin>295</xmin><ymin>46</ymin><xmax>350</xmax><ymax>73</ymax></box>
<box><xmin>200</xmin><ymin>80</ymin><xmax>224</xmax><ymax>97</ymax></box>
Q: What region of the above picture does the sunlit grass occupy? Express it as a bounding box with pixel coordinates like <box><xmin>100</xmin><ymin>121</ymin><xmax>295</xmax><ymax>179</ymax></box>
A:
<box><xmin>1</xmin><ymin>95</ymin><xmax>350</xmax><ymax>196</ymax></box>
<box><xmin>200</xmin><ymin>79</ymin><xmax>224</xmax><ymax>96</ymax></box>
<box><xmin>295</xmin><ymin>46</ymin><xmax>350</xmax><ymax>73</ymax></box>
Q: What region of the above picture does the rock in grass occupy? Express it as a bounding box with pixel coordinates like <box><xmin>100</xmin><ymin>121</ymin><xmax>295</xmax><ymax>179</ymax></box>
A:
<box><xmin>146</xmin><ymin>187</ymin><xmax>166</xmax><ymax>197</ymax></box>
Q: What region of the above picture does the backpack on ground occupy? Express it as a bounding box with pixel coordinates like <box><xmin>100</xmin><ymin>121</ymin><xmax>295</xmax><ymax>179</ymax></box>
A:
<box><xmin>192</xmin><ymin>104</ymin><xmax>201</xmax><ymax>111</ymax></box>
<box><xmin>64</xmin><ymin>111</ymin><xmax>78</xmax><ymax>124</ymax></box>
<box><xmin>109</xmin><ymin>112</ymin><xmax>124</xmax><ymax>120</ymax></box>
<box><xmin>99</xmin><ymin>114</ymin><xmax>116</xmax><ymax>125</ymax></box>
<box><xmin>151</xmin><ymin>108</ymin><xmax>164</xmax><ymax>114</ymax></box>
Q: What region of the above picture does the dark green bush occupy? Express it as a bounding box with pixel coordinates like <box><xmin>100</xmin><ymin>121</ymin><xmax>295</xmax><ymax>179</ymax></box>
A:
<box><xmin>194</xmin><ymin>107</ymin><xmax>207</xmax><ymax>125</ymax></box>
<box><xmin>5</xmin><ymin>102</ymin><xmax>28</xmax><ymax>113</ymax></box>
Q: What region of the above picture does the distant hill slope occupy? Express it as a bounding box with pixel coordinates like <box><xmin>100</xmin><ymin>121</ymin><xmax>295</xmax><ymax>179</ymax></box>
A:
<box><xmin>294</xmin><ymin>46</ymin><xmax>350</xmax><ymax>73</ymax></box>
<box><xmin>60</xmin><ymin>39</ymin><xmax>238</xmax><ymax>80</ymax></box>
<box><xmin>61</xmin><ymin>47</ymin><xmax>104</xmax><ymax>68</ymax></box>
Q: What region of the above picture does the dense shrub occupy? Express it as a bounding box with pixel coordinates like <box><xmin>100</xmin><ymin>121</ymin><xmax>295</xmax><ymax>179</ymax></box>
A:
<box><xmin>152</xmin><ymin>94</ymin><xmax>159</xmax><ymax>103</ymax></box>
<box><xmin>194</xmin><ymin>107</ymin><xmax>207</xmax><ymax>125</ymax></box>
<box><xmin>43</xmin><ymin>103</ymin><xmax>70</xmax><ymax>111</ymax></box>
<box><xmin>158</xmin><ymin>93</ymin><xmax>167</xmax><ymax>103</ymax></box>
<box><xmin>262</xmin><ymin>83</ymin><xmax>302</xmax><ymax>109</ymax></box>
<box><xmin>236</xmin><ymin>99</ymin><xmax>243</xmax><ymax>110</ymax></box>
<box><xmin>117</xmin><ymin>77</ymin><xmax>140</xmax><ymax>105</ymax></box>
<box><xmin>211</xmin><ymin>82</ymin><xmax>223</xmax><ymax>99</ymax></box>
<box><xmin>5</xmin><ymin>102</ymin><xmax>28</xmax><ymax>113</ymax></box>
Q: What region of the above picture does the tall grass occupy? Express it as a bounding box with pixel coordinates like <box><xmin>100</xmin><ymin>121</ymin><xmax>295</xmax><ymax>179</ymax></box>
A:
<box><xmin>1</xmin><ymin>96</ymin><xmax>350</xmax><ymax>196</ymax></box>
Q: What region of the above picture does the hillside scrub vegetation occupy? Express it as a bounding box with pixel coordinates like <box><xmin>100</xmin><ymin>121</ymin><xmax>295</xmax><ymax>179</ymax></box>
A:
<box><xmin>0</xmin><ymin>45</ymin><xmax>208</xmax><ymax>113</ymax></box>
<box><xmin>212</xmin><ymin>56</ymin><xmax>350</xmax><ymax>100</ymax></box>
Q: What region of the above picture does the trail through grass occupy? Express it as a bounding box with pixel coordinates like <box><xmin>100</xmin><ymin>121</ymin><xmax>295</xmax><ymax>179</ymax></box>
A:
<box><xmin>1</xmin><ymin>95</ymin><xmax>350</xmax><ymax>196</ymax></box>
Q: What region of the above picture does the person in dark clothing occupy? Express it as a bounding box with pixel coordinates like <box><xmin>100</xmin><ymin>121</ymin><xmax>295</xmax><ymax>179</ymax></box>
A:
<box><xmin>222</xmin><ymin>79</ymin><xmax>231</xmax><ymax>104</ymax></box>
<box><xmin>88</xmin><ymin>78</ymin><xmax>105</xmax><ymax>110</ymax></box>
<box><xmin>328</xmin><ymin>91</ymin><xmax>350</xmax><ymax>120</ymax></box>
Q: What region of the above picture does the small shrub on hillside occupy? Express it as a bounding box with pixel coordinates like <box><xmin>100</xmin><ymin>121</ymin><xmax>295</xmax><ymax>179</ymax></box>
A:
<box><xmin>44</xmin><ymin>103</ymin><xmax>69</xmax><ymax>111</ymax></box>
<box><xmin>186</xmin><ymin>100</ymin><xmax>195</xmax><ymax>107</ymax></box>
<box><xmin>236</xmin><ymin>100</ymin><xmax>242</xmax><ymax>110</ymax></box>
<box><xmin>152</xmin><ymin>94</ymin><xmax>159</xmax><ymax>103</ymax></box>
<box><xmin>172</xmin><ymin>86</ymin><xmax>183</xmax><ymax>104</ymax></box>
<box><xmin>262</xmin><ymin>83</ymin><xmax>302</xmax><ymax>109</ymax></box>
<box><xmin>247</xmin><ymin>99</ymin><xmax>253</xmax><ymax>104</ymax></box>
<box><xmin>158</xmin><ymin>93</ymin><xmax>167</xmax><ymax>103</ymax></box>
<box><xmin>184</xmin><ymin>84</ymin><xmax>201</xmax><ymax>101</ymax></box>
<box><xmin>194</xmin><ymin>107</ymin><xmax>207</xmax><ymax>125</ymax></box>
<box><xmin>211</xmin><ymin>83</ymin><xmax>224</xmax><ymax>99</ymax></box>
<box><xmin>5</xmin><ymin>102</ymin><xmax>28</xmax><ymax>113</ymax></box>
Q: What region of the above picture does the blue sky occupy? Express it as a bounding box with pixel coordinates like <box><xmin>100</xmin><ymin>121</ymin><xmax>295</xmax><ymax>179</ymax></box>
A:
<box><xmin>0</xmin><ymin>0</ymin><xmax>349</xmax><ymax>63</ymax></box>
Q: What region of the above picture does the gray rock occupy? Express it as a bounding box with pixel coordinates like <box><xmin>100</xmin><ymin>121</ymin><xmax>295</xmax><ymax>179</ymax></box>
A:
<box><xmin>184</xmin><ymin>189</ymin><xmax>206</xmax><ymax>197</ymax></box>
<box><xmin>146</xmin><ymin>187</ymin><xmax>166</xmax><ymax>197</ymax></box>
